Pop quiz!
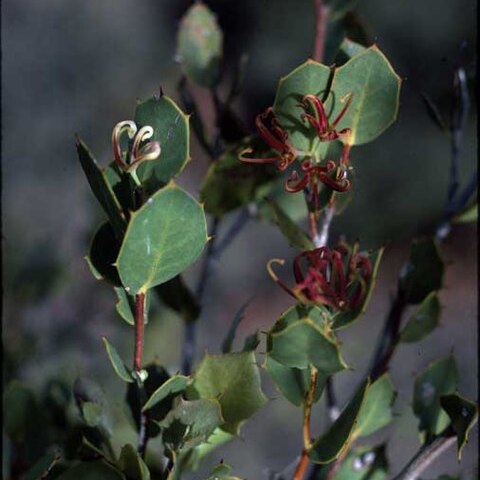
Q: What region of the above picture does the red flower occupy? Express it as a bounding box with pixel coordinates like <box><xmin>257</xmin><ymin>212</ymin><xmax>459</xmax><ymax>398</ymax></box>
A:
<box><xmin>269</xmin><ymin>243</ymin><xmax>372</xmax><ymax>312</ymax></box>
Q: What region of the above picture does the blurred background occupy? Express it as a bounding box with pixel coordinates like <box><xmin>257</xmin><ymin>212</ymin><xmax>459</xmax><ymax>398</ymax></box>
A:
<box><xmin>2</xmin><ymin>0</ymin><xmax>477</xmax><ymax>478</ymax></box>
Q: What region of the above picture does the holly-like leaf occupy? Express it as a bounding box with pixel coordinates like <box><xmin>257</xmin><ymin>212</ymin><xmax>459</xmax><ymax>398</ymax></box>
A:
<box><xmin>440</xmin><ymin>393</ymin><xmax>478</xmax><ymax>460</ymax></box>
<box><xmin>332</xmin><ymin>247</ymin><xmax>384</xmax><ymax>329</ymax></box>
<box><xmin>118</xmin><ymin>444</ymin><xmax>151</xmax><ymax>480</ymax></box>
<box><xmin>142</xmin><ymin>375</ymin><xmax>190</xmax><ymax>412</ymax></box>
<box><xmin>354</xmin><ymin>374</ymin><xmax>395</xmax><ymax>438</ymax></box>
<box><xmin>57</xmin><ymin>460</ymin><xmax>125</xmax><ymax>480</ymax></box>
<box><xmin>330</xmin><ymin>444</ymin><xmax>388</xmax><ymax>480</ymax></box>
<box><xmin>117</xmin><ymin>183</ymin><xmax>208</xmax><ymax>295</ymax></box>
<box><xmin>177</xmin><ymin>3</ymin><xmax>223</xmax><ymax>87</ymax></box>
<box><xmin>264</xmin><ymin>356</ymin><xmax>327</xmax><ymax>407</ymax></box>
<box><xmin>413</xmin><ymin>355</ymin><xmax>458</xmax><ymax>442</ymax></box>
<box><xmin>269</xmin><ymin>200</ymin><xmax>314</xmax><ymax>250</ymax></box>
<box><xmin>328</xmin><ymin>45</ymin><xmax>401</xmax><ymax>146</ymax></box>
<box><xmin>102</xmin><ymin>337</ymin><xmax>133</xmax><ymax>383</ymax></box>
<box><xmin>76</xmin><ymin>136</ymin><xmax>126</xmax><ymax>238</ymax></box>
<box><xmin>200</xmin><ymin>138</ymin><xmax>278</xmax><ymax>216</ymax></box>
<box><xmin>309</xmin><ymin>379</ymin><xmax>370</xmax><ymax>463</ymax></box>
<box><xmin>187</xmin><ymin>351</ymin><xmax>267</xmax><ymax>435</ymax></box>
<box><xmin>399</xmin><ymin>291</ymin><xmax>440</xmax><ymax>343</ymax></box>
<box><xmin>134</xmin><ymin>96</ymin><xmax>190</xmax><ymax>191</ymax></box>
<box><xmin>273</xmin><ymin>60</ymin><xmax>332</xmax><ymax>153</ymax></box>
<box><xmin>267</xmin><ymin>304</ymin><xmax>348</xmax><ymax>373</ymax></box>
<box><xmin>400</xmin><ymin>238</ymin><xmax>444</xmax><ymax>304</ymax></box>
<box><xmin>86</xmin><ymin>222</ymin><xmax>122</xmax><ymax>286</ymax></box>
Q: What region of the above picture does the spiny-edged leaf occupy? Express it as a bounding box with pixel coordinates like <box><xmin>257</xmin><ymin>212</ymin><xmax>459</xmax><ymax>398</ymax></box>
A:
<box><xmin>102</xmin><ymin>337</ymin><xmax>133</xmax><ymax>383</ymax></box>
<box><xmin>117</xmin><ymin>183</ymin><xmax>207</xmax><ymax>294</ymax></box>
<box><xmin>200</xmin><ymin>138</ymin><xmax>278</xmax><ymax>216</ymax></box>
<box><xmin>159</xmin><ymin>398</ymin><xmax>223</xmax><ymax>453</ymax></box>
<box><xmin>222</xmin><ymin>297</ymin><xmax>254</xmax><ymax>354</ymax></box>
<box><xmin>142</xmin><ymin>375</ymin><xmax>190</xmax><ymax>412</ymax></box>
<box><xmin>354</xmin><ymin>374</ymin><xmax>395</xmax><ymax>438</ymax></box>
<box><xmin>118</xmin><ymin>444</ymin><xmax>151</xmax><ymax>480</ymax></box>
<box><xmin>134</xmin><ymin>95</ymin><xmax>190</xmax><ymax>191</ymax></box>
<box><xmin>332</xmin><ymin>247</ymin><xmax>384</xmax><ymax>329</ymax></box>
<box><xmin>452</xmin><ymin>201</ymin><xmax>477</xmax><ymax>223</ymax></box>
<box><xmin>273</xmin><ymin>60</ymin><xmax>332</xmax><ymax>152</ymax></box>
<box><xmin>335</xmin><ymin>37</ymin><xmax>367</xmax><ymax>65</ymax></box>
<box><xmin>4</xmin><ymin>381</ymin><xmax>38</xmax><ymax>443</ymax></box>
<box><xmin>177</xmin><ymin>3</ymin><xmax>223</xmax><ymax>87</ymax></box>
<box><xmin>269</xmin><ymin>200</ymin><xmax>314</xmax><ymax>250</ymax></box>
<box><xmin>126</xmin><ymin>363</ymin><xmax>171</xmax><ymax>438</ymax></box>
<box><xmin>328</xmin><ymin>45</ymin><xmax>401</xmax><ymax>145</ymax></box>
<box><xmin>76</xmin><ymin>136</ymin><xmax>126</xmax><ymax>238</ymax></box>
<box><xmin>400</xmin><ymin>292</ymin><xmax>440</xmax><ymax>343</ymax></box>
<box><xmin>327</xmin><ymin>0</ymin><xmax>359</xmax><ymax>22</ymax></box>
<box><xmin>330</xmin><ymin>444</ymin><xmax>388</xmax><ymax>480</ymax></box>
<box><xmin>22</xmin><ymin>450</ymin><xmax>62</xmax><ymax>480</ymax></box>
<box><xmin>86</xmin><ymin>222</ymin><xmax>122</xmax><ymax>286</ymax></box>
<box><xmin>267</xmin><ymin>304</ymin><xmax>348</xmax><ymax>372</ymax></box>
<box><xmin>179</xmin><ymin>428</ymin><xmax>235</xmax><ymax>472</ymax></box>
<box><xmin>309</xmin><ymin>379</ymin><xmax>370</xmax><ymax>464</ymax></box>
<box><xmin>400</xmin><ymin>238</ymin><xmax>444</xmax><ymax>304</ymax></box>
<box><xmin>187</xmin><ymin>351</ymin><xmax>267</xmax><ymax>435</ymax></box>
<box><xmin>413</xmin><ymin>355</ymin><xmax>458</xmax><ymax>442</ymax></box>
<box><xmin>243</xmin><ymin>331</ymin><xmax>260</xmax><ymax>351</ymax></box>
<box><xmin>264</xmin><ymin>356</ymin><xmax>327</xmax><ymax>407</ymax></box>
<box><xmin>154</xmin><ymin>275</ymin><xmax>200</xmax><ymax>323</ymax></box>
<box><xmin>440</xmin><ymin>392</ymin><xmax>478</xmax><ymax>460</ymax></box>
<box><xmin>203</xmin><ymin>463</ymin><xmax>242</xmax><ymax>480</ymax></box>
<box><xmin>57</xmin><ymin>460</ymin><xmax>125</xmax><ymax>480</ymax></box>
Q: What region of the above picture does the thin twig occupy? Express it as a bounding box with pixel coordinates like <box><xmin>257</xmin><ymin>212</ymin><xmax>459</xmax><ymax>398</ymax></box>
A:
<box><xmin>390</xmin><ymin>434</ymin><xmax>456</xmax><ymax>480</ymax></box>
<box><xmin>133</xmin><ymin>293</ymin><xmax>146</xmax><ymax>373</ymax></box>
<box><xmin>312</xmin><ymin>0</ymin><xmax>330</xmax><ymax>63</ymax></box>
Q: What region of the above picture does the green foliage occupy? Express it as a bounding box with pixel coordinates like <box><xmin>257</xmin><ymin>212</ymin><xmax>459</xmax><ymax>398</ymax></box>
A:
<box><xmin>452</xmin><ymin>201</ymin><xmax>477</xmax><ymax>223</ymax></box>
<box><xmin>102</xmin><ymin>337</ymin><xmax>134</xmax><ymax>383</ymax></box>
<box><xmin>177</xmin><ymin>3</ymin><xmax>223</xmax><ymax>87</ymax></box>
<box><xmin>114</xmin><ymin>287</ymin><xmax>136</xmax><ymax>325</ymax></box>
<box><xmin>400</xmin><ymin>292</ymin><xmax>440</xmax><ymax>343</ymax></box>
<box><xmin>58</xmin><ymin>460</ymin><xmax>125</xmax><ymax>480</ymax></box>
<box><xmin>118</xmin><ymin>444</ymin><xmax>151</xmax><ymax>480</ymax></box>
<box><xmin>142</xmin><ymin>375</ymin><xmax>191</xmax><ymax>412</ymax></box>
<box><xmin>400</xmin><ymin>238</ymin><xmax>444</xmax><ymax>304</ymax></box>
<box><xmin>187</xmin><ymin>351</ymin><xmax>267</xmax><ymax>434</ymax></box>
<box><xmin>413</xmin><ymin>355</ymin><xmax>458</xmax><ymax>442</ymax></box>
<box><xmin>309</xmin><ymin>379</ymin><xmax>370</xmax><ymax>464</ymax></box>
<box><xmin>117</xmin><ymin>183</ymin><xmax>208</xmax><ymax>294</ymax></box>
<box><xmin>203</xmin><ymin>463</ymin><xmax>241</xmax><ymax>480</ymax></box>
<box><xmin>266</xmin><ymin>304</ymin><xmax>348</xmax><ymax>372</ymax></box>
<box><xmin>440</xmin><ymin>393</ymin><xmax>478</xmax><ymax>460</ymax></box>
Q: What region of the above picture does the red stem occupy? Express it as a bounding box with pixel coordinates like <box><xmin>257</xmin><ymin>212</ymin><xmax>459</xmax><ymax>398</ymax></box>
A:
<box><xmin>312</xmin><ymin>0</ymin><xmax>330</xmax><ymax>63</ymax></box>
<box><xmin>134</xmin><ymin>293</ymin><xmax>145</xmax><ymax>372</ymax></box>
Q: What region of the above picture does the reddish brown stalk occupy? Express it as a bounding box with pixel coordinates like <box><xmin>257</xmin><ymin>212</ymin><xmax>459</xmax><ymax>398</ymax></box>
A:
<box><xmin>134</xmin><ymin>293</ymin><xmax>146</xmax><ymax>372</ymax></box>
<box><xmin>312</xmin><ymin>0</ymin><xmax>330</xmax><ymax>63</ymax></box>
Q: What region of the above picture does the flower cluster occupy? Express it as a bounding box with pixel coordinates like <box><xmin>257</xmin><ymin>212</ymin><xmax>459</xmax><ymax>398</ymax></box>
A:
<box><xmin>268</xmin><ymin>242</ymin><xmax>372</xmax><ymax>312</ymax></box>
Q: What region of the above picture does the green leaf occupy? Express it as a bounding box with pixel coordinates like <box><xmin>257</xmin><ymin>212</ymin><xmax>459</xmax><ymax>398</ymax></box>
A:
<box><xmin>331</xmin><ymin>444</ymin><xmax>388</xmax><ymax>480</ymax></box>
<box><xmin>267</xmin><ymin>304</ymin><xmax>348</xmax><ymax>372</ymax></box>
<box><xmin>222</xmin><ymin>297</ymin><xmax>253</xmax><ymax>354</ymax></box>
<box><xmin>413</xmin><ymin>355</ymin><xmax>458</xmax><ymax>442</ymax></box>
<box><xmin>264</xmin><ymin>356</ymin><xmax>327</xmax><ymax>407</ymax></box>
<box><xmin>154</xmin><ymin>275</ymin><xmax>200</xmax><ymax>323</ymax></box>
<box><xmin>134</xmin><ymin>96</ymin><xmax>190</xmax><ymax>190</ymax></box>
<box><xmin>177</xmin><ymin>3</ymin><xmax>223</xmax><ymax>87</ymax></box>
<box><xmin>142</xmin><ymin>375</ymin><xmax>190</xmax><ymax>412</ymax></box>
<box><xmin>332</xmin><ymin>247</ymin><xmax>384</xmax><ymax>329</ymax></box>
<box><xmin>200</xmin><ymin>138</ymin><xmax>278</xmax><ymax>216</ymax></box>
<box><xmin>118</xmin><ymin>444</ymin><xmax>151</xmax><ymax>480</ymax></box>
<box><xmin>452</xmin><ymin>201</ymin><xmax>477</xmax><ymax>223</ymax></box>
<box><xmin>187</xmin><ymin>351</ymin><xmax>267</xmax><ymax>435</ymax></box>
<box><xmin>159</xmin><ymin>398</ymin><xmax>223</xmax><ymax>454</ymax></box>
<box><xmin>102</xmin><ymin>337</ymin><xmax>133</xmax><ymax>383</ymax></box>
<box><xmin>4</xmin><ymin>381</ymin><xmax>37</xmax><ymax>443</ymax></box>
<box><xmin>335</xmin><ymin>37</ymin><xmax>367</xmax><ymax>65</ymax></box>
<box><xmin>269</xmin><ymin>200</ymin><xmax>314</xmax><ymax>250</ymax></box>
<box><xmin>117</xmin><ymin>183</ymin><xmax>208</xmax><ymax>294</ymax></box>
<box><xmin>58</xmin><ymin>460</ymin><xmax>125</xmax><ymax>480</ymax></box>
<box><xmin>309</xmin><ymin>379</ymin><xmax>370</xmax><ymax>464</ymax></box>
<box><xmin>114</xmin><ymin>287</ymin><xmax>135</xmax><ymax>325</ymax></box>
<box><xmin>399</xmin><ymin>292</ymin><xmax>440</xmax><ymax>343</ymax></box>
<box><xmin>203</xmin><ymin>463</ymin><xmax>241</xmax><ymax>480</ymax></box>
<box><xmin>400</xmin><ymin>238</ymin><xmax>444</xmax><ymax>304</ymax></box>
<box><xmin>328</xmin><ymin>45</ymin><xmax>401</xmax><ymax>145</ymax></box>
<box><xmin>440</xmin><ymin>393</ymin><xmax>478</xmax><ymax>460</ymax></box>
<box><xmin>273</xmin><ymin>60</ymin><xmax>332</xmax><ymax>152</ymax></box>
<box><xmin>354</xmin><ymin>374</ymin><xmax>395</xmax><ymax>438</ymax></box>
<box><xmin>86</xmin><ymin>222</ymin><xmax>122</xmax><ymax>286</ymax></box>
<box><xmin>76</xmin><ymin>136</ymin><xmax>126</xmax><ymax>238</ymax></box>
